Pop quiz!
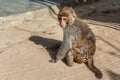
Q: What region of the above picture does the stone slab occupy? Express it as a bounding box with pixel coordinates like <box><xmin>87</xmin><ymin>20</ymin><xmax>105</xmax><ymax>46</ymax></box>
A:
<box><xmin>0</xmin><ymin>28</ymin><xmax>31</xmax><ymax>49</ymax></box>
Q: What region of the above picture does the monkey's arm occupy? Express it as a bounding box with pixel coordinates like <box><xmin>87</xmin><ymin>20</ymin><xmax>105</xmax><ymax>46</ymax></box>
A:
<box><xmin>49</xmin><ymin>33</ymin><xmax>72</xmax><ymax>63</ymax></box>
<box><xmin>56</xmin><ymin>40</ymin><xmax>71</xmax><ymax>60</ymax></box>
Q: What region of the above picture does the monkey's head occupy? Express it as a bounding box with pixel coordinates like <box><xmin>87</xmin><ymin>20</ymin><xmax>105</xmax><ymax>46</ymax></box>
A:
<box><xmin>58</xmin><ymin>7</ymin><xmax>76</xmax><ymax>28</ymax></box>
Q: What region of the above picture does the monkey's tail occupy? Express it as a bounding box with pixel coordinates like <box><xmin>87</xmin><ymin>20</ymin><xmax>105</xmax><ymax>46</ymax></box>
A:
<box><xmin>88</xmin><ymin>65</ymin><xmax>103</xmax><ymax>79</ymax></box>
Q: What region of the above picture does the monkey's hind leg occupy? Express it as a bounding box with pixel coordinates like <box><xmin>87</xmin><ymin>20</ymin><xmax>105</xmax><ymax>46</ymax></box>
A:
<box><xmin>85</xmin><ymin>58</ymin><xmax>103</xmax><ymax>79</ymax></box>
<box><xmin>66</xmin><ymin>50</ymin><xmax>74</xmax><ymax>67</ymax></box>
<box><xmin>74</xmin><ymin>53</ymin><xmax>87</xmax><ymax>64</ymax></box>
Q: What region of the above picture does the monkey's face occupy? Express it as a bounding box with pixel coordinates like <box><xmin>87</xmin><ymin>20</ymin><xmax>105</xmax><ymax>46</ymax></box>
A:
<box><xmin>58</xmin><ymin>16</ymin><xmax>68</xmax><ymax>28</ymax></box>
<box><xmin>58</xmin><ymin>7</ymin><xmax>76</xmax><ymax>28</ymax></box>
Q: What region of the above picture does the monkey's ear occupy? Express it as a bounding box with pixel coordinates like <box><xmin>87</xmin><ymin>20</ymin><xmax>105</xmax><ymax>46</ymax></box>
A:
<box><xmin>70</xmin><ymin>10</ymin><xmax>74</xmax><ymax>14</ymax></box>
<box><xmin>73</xmin><ymin>15</ymin><xmax>76</xmax><ymax>18</ymax></box>
<box><xmin>71</xmin><ymin>11</ymin><xmax>77</xmax><ymax>18</ymax></box>
<box><xmin>72</xmin><ymin>14</ymin><xmax>76</xmax><ymax>18</ymax></box>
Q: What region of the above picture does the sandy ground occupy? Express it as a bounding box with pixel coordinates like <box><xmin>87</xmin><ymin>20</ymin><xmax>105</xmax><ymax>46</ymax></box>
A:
<box><xmin>0</xmin><ymin>0</ymin><xmax>120</xmax><ymax>80</ymax></box>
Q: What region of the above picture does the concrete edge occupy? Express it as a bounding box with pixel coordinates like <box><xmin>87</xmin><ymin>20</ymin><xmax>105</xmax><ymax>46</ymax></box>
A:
<box><xmin>0</xmin><ymin>5</ymin><xmax>59</xmax><ymax>27</ymax></box>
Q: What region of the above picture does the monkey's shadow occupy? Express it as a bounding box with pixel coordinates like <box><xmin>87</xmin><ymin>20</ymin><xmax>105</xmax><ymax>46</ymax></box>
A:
<box><xmin>29</xmin><ymin>36</ymin><xmax>62</xmax><ymax>60</ymax></box>
<box><xmin>29</xmin><ymin>36</ymin><xmax>103</xmax><ymax>79</ymax></box>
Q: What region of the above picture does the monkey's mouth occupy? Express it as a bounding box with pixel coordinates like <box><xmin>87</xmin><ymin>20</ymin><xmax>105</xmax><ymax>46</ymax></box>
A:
<box><xmin>59</xmin><ymin>24</ymin><xmax>66</xmax><ymax>28</ymax></box>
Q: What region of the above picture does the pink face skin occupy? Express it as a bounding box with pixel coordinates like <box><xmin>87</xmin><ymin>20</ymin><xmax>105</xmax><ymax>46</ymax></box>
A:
<box><xmin>59</xmin><ymin>16</ymin><xmax>67</xmax><ymax>28</ymax></box>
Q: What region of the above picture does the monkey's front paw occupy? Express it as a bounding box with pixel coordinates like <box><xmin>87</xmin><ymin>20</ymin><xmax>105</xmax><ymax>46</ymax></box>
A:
<box><xmin>49</xmin><ymin>59</ymin><xmax>56</xmax><ymax>63</ymax></box>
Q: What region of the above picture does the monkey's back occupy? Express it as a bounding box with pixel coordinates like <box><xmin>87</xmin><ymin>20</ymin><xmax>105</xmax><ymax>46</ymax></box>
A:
<box><xmin>71</xmin><ymin>18</ymin><xmax>96</xmax><ymax>61</ymax></box>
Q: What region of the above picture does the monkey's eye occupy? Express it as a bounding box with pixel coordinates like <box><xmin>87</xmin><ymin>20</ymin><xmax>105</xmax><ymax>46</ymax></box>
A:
<box><xmin>63</xmin><ymin>18</ymin><xmax>67</xmax><ymax>21</ymax></box>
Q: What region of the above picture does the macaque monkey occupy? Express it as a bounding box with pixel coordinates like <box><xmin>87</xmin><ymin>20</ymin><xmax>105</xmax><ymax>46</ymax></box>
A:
<box><xmin>49</xmin><ymin>7</ymin><xmax>102</xmax><ymax>79</ymax></box>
